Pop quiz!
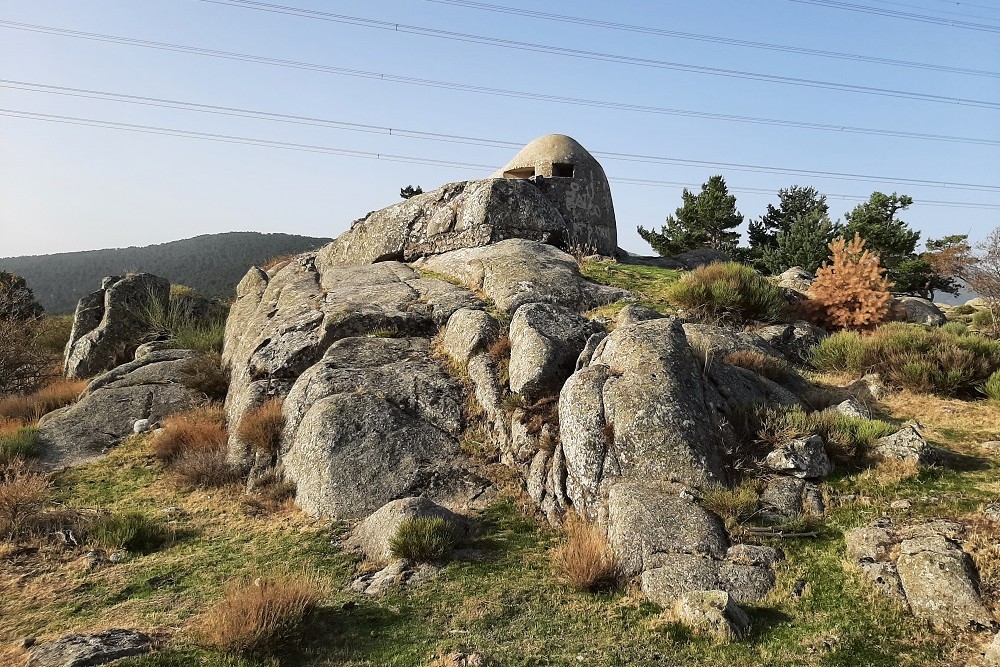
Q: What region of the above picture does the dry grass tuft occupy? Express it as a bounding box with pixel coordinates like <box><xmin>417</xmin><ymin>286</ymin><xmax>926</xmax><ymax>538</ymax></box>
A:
<box><xmin>0</xmin><ymin>461</ymin><xmax>51</xmax><ymax>537</ymax></box>
<box><xmin>487</xmin><ymin>335</ymin><xmax>511</xmax><ymax>361</ymax></box>
<box><xmin>261</xmin><ymin>254</ymin><xmax>295</xmax><ymax>272</ymax></box>
<box><xmin>702</xmin><ymin>481</ymin><xmax>762</xmax><ymax>530</ymax></box>
<box><xmin>856</xmin><ymin>459</ymin><xmax>920</xmax><ymax>494</ymax></box>
<box><xmin>551</xmin><ymin>514</ymin><xmax>618</xmax><ymax>592</ymax></box>
<box><xmin>0</xmin><ymin>378</ymin><xmax>87</xmax><ymax>422</ymax></box>
<box><xmin>724</xmin><ymin>349</ymin><xmax>790</xmax><ymax>383</ymax></box>
<box><xmin>196</xmin><ymin>571</ymin><xmax>322</xmax><ymax>653</ymax></box>
<box><xmin>965</xmin><ymin>514</ymin><xmax>1000</xmax><ymax>611</ymax></box>
<box><xmin>153</xmin><ymin>406</ymin><xmax>239</xmax><ymax>488</ymax></box>
<box><xmin>180</xmin><ymin>353</ymin><xmax>230</xmax><ymax>401</ymax></box>
<box><xmin>237</xmin><ymin>400</ymin><xmax>285</xmax><ymax>455</ymax></box>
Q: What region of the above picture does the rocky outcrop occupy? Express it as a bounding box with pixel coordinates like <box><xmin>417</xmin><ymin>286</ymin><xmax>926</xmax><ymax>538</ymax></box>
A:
<box><xmin>845</xmin><ymin>518</ymin><xmax>995</xmax><ymax>631</ymax></box>
<box><xmin>317</xmin><ymin>179</ymin><xmax>570</xmax><ymax>267</ymax></box>
<box><xmin>64</xmin><ymin>274</ymin><xmax>169</xmax><ymax>379</ymax></box>
<box><xmin>441</xmin><ymin>308</ymin><xmax>499</xmax><ymax>364</ymax></box>
<box><xmin>508</xmin><ymin>303</ymin><xmax>603</xmax><ymax>401</ymax></box>
<box><xmin>38</xmin><ymin>350</ymin><xmax>203</xmax><ymax>468</ymax></box>
<box><xmin>891</xmin><ymin>296</ymin><xmax>946</xmax><ymax>326</ymax></box>
<box><xmin>559</xmin><ymin>318</ymin><xmax>725</xmax><ymax>521</ymax></box>
<box><xmin>26</xmin><ymin>629</ymin><xmax>152</xmax><ymax>666</ymax></box>
<box><xmin>414</xmin><ymin>239</ymin><xmax>627</xmax><ymax>314</ymax></box>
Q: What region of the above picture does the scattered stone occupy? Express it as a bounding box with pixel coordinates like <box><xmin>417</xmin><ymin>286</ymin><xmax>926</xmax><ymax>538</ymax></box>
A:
<box><xmin>764</xmin><ymin>435</ymin><xmax>833</xmax><ymax>479</ymax></box>
<box><xmin>132</xmin><ymin>419</ymin><xmax>152</xmax><ymax>434</ymax></box>
<box><xmin>760</xmin><ymin>476</ymin><xmax>825</xmax><ymax>521</ymax></box>
<box><xmin>27</xmin><ymin>629</ymin><xmax>152</xmax><ymax>667</ymax></box>
<box><xmin>826</xmin><ymin>398</ymin><xmax>869</xmax><ymax>419</ymax></box>
<box><xmin>890</xmin><ymin>499</ymin><xmax>912</xmax><ymax>510</ymax></box>
<box><xmin>776</xmin><ymin>267</ymin><xmax>814</xmax><ymax>296</ymax></box>
<box><xmin>672</xmin><ymin>590</ymin><xmax>750</xmax><ymax>641</ymax></box>
<box><xmin>873</xmin><ymin>424</ymin><xmax>938</xmax><ymax>465</ymax></box>
<box><xmin>845</xmin><ymin>374</ymin><xmax>889</xmax><ymax>402</ymax></box>
<box><xmin>984</xmin><ymin>504</ymin><xmax>1000</xmax><ymax>522</ymax></box>
<box><xmin>752</xmin><ymin>321</ymin><xmax>827</xmax><ymax>364</ymax></box>
<box><xmin>350</xmin><ymin>560</ymin><xmax>442</xmax><ymax>596</ymax></box>
<box><xmin>108</xmin><ymin>552</ymin><xmax>127</xmax><ymax>563</ymax></box>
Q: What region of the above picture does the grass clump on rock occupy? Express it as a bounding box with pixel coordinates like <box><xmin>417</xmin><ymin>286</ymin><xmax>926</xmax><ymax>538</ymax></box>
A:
<box><xmin>389</xmin><ymin>516</ymin><xmax>457</xmax><ymax>563</ymax></box>
<box><xmin>197</xmin><ymin>572</ymin><xmax>321</xmax><ymax>653</ymax></box>
<box><xmin>551</xmin><ymin>515</ymin><xmax>618</xmax><ymax>592</ymax></box>
<box><xmin>237</xmin><ymin>399</ymin><xmax>285</xmax><ymax>455</ymax></box>
<box><xmin>88</xmin><ymin>511</ymin><xmax>169</xmax><ymax>552</ymax></box>
<box><xmin>666</xmin><ymin>262</ymin><xmax>786</xmax><ymax>324</ymax></box>
<box><xmin>810</xmin><ymin>323</ymin><xmax>1000</xmax><ymax>398</ymax></box>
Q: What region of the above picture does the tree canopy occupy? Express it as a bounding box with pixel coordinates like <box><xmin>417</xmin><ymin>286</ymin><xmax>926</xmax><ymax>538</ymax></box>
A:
<box><xmin>637</xmin><ymin>175</ymin><xmax>743</xmax><ymax>256</ymax></box>
<box><xmin>761</xmin><ymin>209</ymin><xmax>838</xmax><ymax>274</ymax></box>
<box><xmin>749</xmin><ymin>186</ymin><xmax>830</xmax><ymax>258</ymax></box>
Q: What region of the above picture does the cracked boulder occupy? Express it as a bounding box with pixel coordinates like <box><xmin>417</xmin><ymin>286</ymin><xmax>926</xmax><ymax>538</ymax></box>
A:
<box><xmin>64</xmin><ymin>273</ymin><xmax>170</xmax><ymax>379</ymax></box>
<box><xmin>873</xmin><ymin>424</ymin><xmax>939</xmax><ymax>466</ymax></box>
<box><xmin>37</xmin><ymin>350</ymin><xmax>203</xmax><ymax>468</ymax></box>
<box><xmin>280</xmin><ymin>337</ymin><xmax>489</xmax><ymax>519</ymax></box>
<box><xmin>845</xmin><ymin>518</ymin><xmax>995</xmax><ymax>631</ymax></box>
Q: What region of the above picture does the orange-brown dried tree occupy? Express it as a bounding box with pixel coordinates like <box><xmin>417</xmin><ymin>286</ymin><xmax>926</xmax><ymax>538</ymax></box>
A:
<box><xmin>801</xmin><ymin>234</ymin><xmax>894</xmax><ymax>330</ymax></box>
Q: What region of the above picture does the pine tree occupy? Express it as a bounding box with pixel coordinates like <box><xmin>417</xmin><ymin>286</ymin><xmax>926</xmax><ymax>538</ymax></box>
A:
<box><xmin>842</xmin><ymin>192</ymin><xmax>919</xmax><ymax>268</ymax></box>
<box><xmin>761</xmin><ymin>209</ymin><xmax>837</xmax><ymax>274</ymax></box>
<box><xmin>400</xmin><ymin>185</ymin><xmax>424</xmax><ymax>199</ymax></box>
<box><xmin>637</xmin><ymin>175</ymin><xmax>742</xmax><ymax>256</ymax></box>
<box><xmin>749</xmin><ymin>186</ymin><xmax>829</xmax><ymax>260</ymax></box>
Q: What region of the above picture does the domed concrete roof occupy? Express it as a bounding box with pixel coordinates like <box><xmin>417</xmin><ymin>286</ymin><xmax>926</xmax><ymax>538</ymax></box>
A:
<box><xmin>491</xmin><ymin>134</ymin><xmax>618</xmax><ymax>255</ymax></box>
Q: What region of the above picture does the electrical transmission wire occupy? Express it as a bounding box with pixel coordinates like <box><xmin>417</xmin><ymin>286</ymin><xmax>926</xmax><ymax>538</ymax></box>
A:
<box><xmin>868</xmin><ymin>0</ymin><xmax>1000</xmax><ymax>22</ymax></box>
<box><xmin>785</xmin><ymin>0</ymin><xmax>1000</xmax><ymax>31</ymax></box>
<box><xmin>2</xmin><ymin>107</ymin><xmax>998</xmax><ymax>210</ymax></box>
<box><xmin>426</xmin><ymin>0</ymin><xmax>1000</xmax><ymax>79</ymax></box>
<box><xmin>4</xmin><ymin>18</ymin><xmax>999</xmax><ymax>148</ymax></box>
<box><xmin>5</xmin><ymin>78</ymin><xmax>1000</xmax><ymax>194</ymax></box>
<box><xmin>192</xmin><ymin>1</ymin><xmax>1000</xmax><ymax>109</ymax></box>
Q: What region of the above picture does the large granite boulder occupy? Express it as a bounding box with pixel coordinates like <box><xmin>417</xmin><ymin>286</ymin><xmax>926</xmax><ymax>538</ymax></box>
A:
<box><xmin>316</xmin><ymin>179</ymin><xmax>569</xmax><ymax>267</ymax></box>
<box><xmin>280</xmin><ymin>337</ymin><xmax>487</xmax><ymax>519</ymax></box>
<box><xmin>38</xmin><ymin>350</ymin><xmax>203</xmax><ymax>467</ymax></box>
<box><xmin>559</xmin><ymin>317</ymin><xmax>725</xmax><ymax>521</ymax></box>
<box><xmin>890</xmin><ymin>296</ymin><xmax>946</xmax><ymax>326</ymax></box>
<box><xmin>64</xmin><ymin>274</ymin><xmax>170</xmax><ymax>379</ymax></box>
<box><xmin>441</xmin><ymin>308</ymin><xmax>500</xmax><ymax>365</ymax></box>
<box><xmin>414</xmin><ymin>239</ymin><xmax>628</xmax><ymax>314</ymax></box>
<box><xmin>508</xmin><ymin>302</ymin><xmax>603</xmax><ymax>401</ymax></box>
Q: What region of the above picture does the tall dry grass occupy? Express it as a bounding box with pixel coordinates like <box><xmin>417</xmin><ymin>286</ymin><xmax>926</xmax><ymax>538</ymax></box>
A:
<box><xmin>153</xmin><ymin>406</ymin><xmax>238</xmax><ymax>488</ymax></box>
<box><xmin>551</xmin><ymin>515</ymin><xmax>619</xmax><ymax>592</ymax></box>
<box><xmin>0</xmin><ymin>378</ymin><xmax>87</xmax><ymax>423</ymax></box>
<box><xmin>0</xmin><ymin>461</ymin><xmax>50</xmax><ymax>537</ymax></box>
<box><xmin>237</xmin><ymin>400</ymin><xmax>285</xmax><ymax>455</ymax></box>
<box><xmin>196</xmin><ymin>572</ymin><xmax>322</xmax><ymax>653</ymax></box>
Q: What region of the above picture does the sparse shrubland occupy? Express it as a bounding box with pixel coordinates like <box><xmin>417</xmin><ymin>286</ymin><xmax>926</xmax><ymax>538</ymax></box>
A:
<box><xmin>142</xmin><ymin>289</ymin><xmax>228</xmax><ymax>354</ymax></box>
<box><xmin>701</xmin><ymin>481</ymin><xmax>762</xmax><ymax>530</ymax></box>
<box><xmin>197</xmin><ymin>572</ymin><xmax>322</xmax><ymax>653</ymax></box>
<box><xmin>811</xmin><ymin>323</ymin><xmax>1000</xmax><ymax>397</ymax></box>
<box><xmin>390</xmin><ymin>517</ymin><xmax>457</xmax><ymax>562</ymax></box>
<box><xmin>666</xmin><ymin>262</ymin><xmax>786</xmax><ymax>324</ymax></box>
<box><xmin>972</xmin><ymin>309</ymin><xmax>996</xmax><ymax>331</ymax></box>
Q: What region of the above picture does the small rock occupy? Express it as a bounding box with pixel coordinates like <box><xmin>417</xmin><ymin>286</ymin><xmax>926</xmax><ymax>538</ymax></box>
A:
<box><xmin>20</xmin><ymin>636</ymin><xmax>36</xmax><ymax>649</ymax></box>
<box><xmin>764</xmin><ymin>435</ymin><xmax>833</xmax><ymax>479</ymax></box>
<box><xmin>27</xmin><ymin>629</ymin><xmax>152</xmax><ymax>667</ymax></box>
<box><xmin>132</xmin><ymin>419</ymin><xmax>152</xmax><ymax>434</ymax></box>
<box><xmin>890</xmin><ymin>499</ymin><xmax>912</xmax><ymax>510</ymax></box>
<box><xmin>826</xmin><ymin>398</ymin><xmax>869</xmax><ymax>419</ymax></box>
<box><xmin>873</xmin><ymin>424</ymin><xmax>937</xmax><ymax>465</ymax></box>
<box><xmin>108</xmin><ymin>551</ymin><xmax>127</xmax><ymax>563</ymax></box>
<box><xmin>984</xmin><ymin>504</ymin><xmax>1000</xmax><ymax>522</ymax></box>
<box><xmin>673</xmin><ymin>590</ymin><xmax>750</xmax><ymax>641</ymax></box>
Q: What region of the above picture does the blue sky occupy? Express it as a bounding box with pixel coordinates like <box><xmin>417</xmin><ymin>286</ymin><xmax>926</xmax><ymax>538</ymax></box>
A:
<box><xmin>1</xmin><ymin>0</ymin><xmax>998</xmax><ymax>258</ymax></box>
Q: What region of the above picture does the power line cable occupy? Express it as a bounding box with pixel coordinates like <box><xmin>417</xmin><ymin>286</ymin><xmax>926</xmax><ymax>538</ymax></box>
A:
<box><xmin>4</xmin><ymin>18</ymin><xmax>998</xmax><ymax>147</ymax></box>
<box><xmin>867</xmin><ymin>0</ymin><xmax>1000</xmax><ymax>21</ymax></box>
<box><xmin>426</xmin><ymin>0</ymin><xmax>1000</xmax><ymax>78</ymax></box>
<box><xmin>2</xmin><ymin>107</ymin><xmax>998</xmax><ymax>210</ymax></box>
<box><xmin>5</xmin><ymin>78</ymin><xmax>1000</xmax><ymax>193</ymax></box>
<box><xmin>192</xmin><ymin>0</ymin><xmax>1000</xmax><ymax>109</ymax></box>
<box><xmin>785</xmin><ymin>0</ymin><xmax>1000</xmax><ymax>31</ymax></box>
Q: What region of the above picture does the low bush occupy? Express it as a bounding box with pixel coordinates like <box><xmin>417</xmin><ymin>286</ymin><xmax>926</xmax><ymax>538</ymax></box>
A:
<box><xmin>973</xmin><ymin>309</ymin><xmax>997</xmax><ymax>330</ymax></box>
<box><xmin>0</xmin><ymin>378</ymin><xmax>86</xmax><ymax>422</ymax></box>
<box><xmin>197</xmin><ymin>572</ymin><xmax>321</xmax><ymax>653</ymax></box>
<box><xmin>551</xmin><ymin>515</ymin><xmax>618</xmax><ymax>592</ymax></box>
<box><xmin>0</xmin><ymin>426</ymin><xmax>41</xmax><ymax>465</ymax></box>
<box><xmin>983</xmin><ymin>370</ymin><xmax>1000</xmax><ymax>403</ymax></box>
<box><xmin>666</xmin><ymin>262</ymin><xmax>786</xmax><ymax>324</ymax></box>
<box><xmin>0</xmin><ymin>461</ymin><xmax>50</xmax><ymax>537</ymax></box>
<box><xmin>940</xmin><ymin>321</ymin><xmax>969</xmax><ymax>336</ymax></box>
<box><xmin>180</xmin><ymin>353</ymin><xmax>229</xmax><ymax>401</ymax></box>
<box><xmin>33</xmin><ymin>315</ymin><xmax>73</xmax><ymax>354</ymax></box>
<box><xmin>389</xmin><ymin>517</ymin><xmax>457</xmax><ymax>562</ymax></box>
<box><xmin>810</xmin><ymin>323</ymin><xmax>1000</xmax><ymax>398</ymax></box>
<box><xmin>951</xmin><ymin>304</ymin><xmax>977</xmax><ymax>316</ymax></box>
<box><xmin>724</xmin><ymin>350</ymin><xmax>790</xmax><ymax>383</ymax></box>
<box><xmin>756</xmin><ymin>405</ymin><xmax>896</xmax><ymax>462</ymax></box>
<box><xmin>87</xmin><ymin>511</ymin><xmax>169</xmax><ymax>552</ymax></box>
<box><xmin>237</xmin><ymin>400</ymin><xmax>285</xmax><ymax>455</ymax></box>
<box><xmin>0</xmin><ymin>318</ymin><xmax>58</xmax><ymax>396</ymax></box>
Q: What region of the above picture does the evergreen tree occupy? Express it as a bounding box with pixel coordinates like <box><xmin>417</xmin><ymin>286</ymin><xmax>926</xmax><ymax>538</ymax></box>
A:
<box><xmin>637</xmin><ymin>175</ymin><xmax>742</xmax><ymax>256</ymax></box>
<box><xmin>400</xmin><ymin>185</ymin><xmax>424</xmax><ymax>199</ymax></box>
<box><xmin>749</xmin><ymin>186</ymin><xmax>829</xmax><ymax>260</ymax></box>
<box><xmin>842</xmin><ymin>193</ymin><xmax>919</xmax><ymax>267</ymax></box>
<box><xmin>761</xmin><ymin>209</ymin><xmax>837</xmax><ymax>274</ymax></box>
<box><xmin>0</xmin><ymin>271</ymin><xmax>43</xmax><ymax>320</ymax></box>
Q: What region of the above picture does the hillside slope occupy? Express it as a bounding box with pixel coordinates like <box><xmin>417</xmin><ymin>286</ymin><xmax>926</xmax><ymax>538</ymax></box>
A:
<box><xmin>0</xmin><ymin>232</ymin><xmax>331</xmax><ymax>313</ymax></box>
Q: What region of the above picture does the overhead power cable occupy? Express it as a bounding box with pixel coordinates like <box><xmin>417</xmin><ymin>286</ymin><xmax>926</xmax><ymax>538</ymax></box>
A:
<box><xmin>4</xmin><ymin>19</ymin><xmax>999</xmax><ymax>148</ymax></box>
<box><xmin>193</xmin><ymin>0</ymin><xmax>1000</xmax><ymax>109</ymax></box>
<box><xmin>5</xmin><ymin>79</ymin><xmax>1000</xmax><ymax>194</ymax></box>
<box><xmin>2</xmin><ymin>108</ymin><xmax>999</xmax><ymax>210</ymax></box>
<box><xmin>869</xmin><ymin>0</ymin><xmax>1000</xmax><ymax>22</ymax></box>
<box><xmin>426</xmin><ymin>0</ymin><xmax>1000</xmax><ymax>79</ymax></box>
<box><xmin>785</xmin><ymin>0</ymin><xmax>1000</xmax><ymax>32</ymax></box>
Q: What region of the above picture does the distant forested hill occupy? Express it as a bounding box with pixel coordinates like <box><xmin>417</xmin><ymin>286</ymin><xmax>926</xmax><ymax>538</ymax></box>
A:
<box><xmin>0</xmin><ymin>232</ymin><xmax>331</xmax><ymax>314</ymax></box>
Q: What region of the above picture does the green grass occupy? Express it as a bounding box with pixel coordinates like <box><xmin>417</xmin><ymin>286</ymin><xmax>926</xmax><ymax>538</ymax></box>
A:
<box><xmin>579</xmin><ymin>261</ymin><xmax>682</xmax><ymax>314</ymax></box>
<box><xmin>88</xmin><ymin>511</ymin><xmax>170</xmax><ymax>552</ymax></box>
<box><xmin>0</xmin><ymin>425</ymin><xmax>41</xmax><ymax>464</ymax></box>
<box><xmin>389</xmin><ymin>517</ymin><xmax>457</xmax><ymax>562</ymax></box>
<box><xmin>982</xmin><ymin>370</ymin><xmax>1000</xmax><ymax>402</ymax></box>
<box><xmin>141</xmin><ymin>291</ymin><xmax>228</xmax><ymax>354</ymax></box>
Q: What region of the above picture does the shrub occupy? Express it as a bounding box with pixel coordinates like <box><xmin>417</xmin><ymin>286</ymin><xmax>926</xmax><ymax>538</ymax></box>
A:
<box><xmin>724</xmin><ymin>349</ymin><xmax>790</xmax><ymax>383</ymax></box>
<box><xmin>810</xmin><ymin>323</ymin><xmax>1000</xmax><ymax>398</ymax></box>
<box><xmin>180</xmin><ymin>353</ymin><xmax>229</xmax><ymax>401</ymax></box>
<box><xmin>983</xmin><ymin>371</ymin><xmax>1000</xmax><ymax>403</ymax></box>
<box><xmin>33</xmin><ymin>316</ymin><xmax>73</xmax><ymax>354</ymax></box>
<box><xmin>0</xmin><ymin>379</ymin><xmax>86</xmax><ymax>422</ymax></box>
<box><xmin>940</xmin><ymin>321</ymin><xmax>969</xmax><ymax>336</ymax></box>
<box><xmin>951</xmin><ymin>305</ymin><xmax>976</xmax><ymax>316</ymax></box>
<box><xmin>0</xmin><ymin>426</ymin><xmax>41</xmax><ymax>465</ymax></box>
<box><xmin>0</xmin><ymin>318</ymin><xmax>58</xmax><ymax>396</ymax></box>
<box><xmin>666</xmin><ymin>262</ymin><xmax>786</xmax><ymax>324</ymax></box>
<box><xmin>197</xmin><ymin>572</ymin><xmax>321</xmax><ymax>653</ymax></box>
<box><xmin>973</xmin><ymin>309</ymin><xmax>996</xmax><ymax>330</ymax></box>
<box><xmin>551</xmin><ymin>515</ymin><xmax>618</xmax><ymax>592</ymax></box>
<box><xmin>0</xmin><ymin>461</ymin><xmax>50</xmax><ymax>537</ymax></box>
<box><xmin>756</xmin><ymin>405</ymin><xmax>895</xmax><ymax>462</ymax></box>
<box><xmin>237</xmin><ymin>400</ymin><xmax>285</xmax><ymax>455</ymax></box>
<box><xmin>87</xmin><ymin>511</ymin><xmax>169</xmax><ymax>552</ymax></box>
<box><xmin>170</xmin><ymin>446</ymin><xmax>241</xmax><ymax>489</ymax></box>
<box><xmin>389</xmin><ymin>517</ymin><xmax>457</xmax><ymax>562</ymax></box>
<box><xmin>801</xmin><ymin>235</ymin><xmax>893</xmax><ymax>330</ymax></box>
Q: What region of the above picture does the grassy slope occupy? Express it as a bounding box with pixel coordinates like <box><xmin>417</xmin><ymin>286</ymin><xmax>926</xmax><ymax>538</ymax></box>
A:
<box><xmin>578</xmin><ymin>261</ymin><xmax>682</xmax><ymax>318</ymax></box>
